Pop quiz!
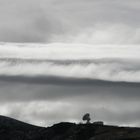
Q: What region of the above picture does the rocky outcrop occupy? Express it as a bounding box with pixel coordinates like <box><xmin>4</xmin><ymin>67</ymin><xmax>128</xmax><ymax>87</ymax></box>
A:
<box><xmin>0</xmin><ymin>115</ymin><xmax>140</xmax><ymax>140</ymax></box>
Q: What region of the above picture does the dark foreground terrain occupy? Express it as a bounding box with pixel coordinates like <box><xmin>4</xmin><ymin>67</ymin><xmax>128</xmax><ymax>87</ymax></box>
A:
<box><xmin>0</xmin><ymin>115</ymin><xmax>140</xmax><ymax>140</ymax></box>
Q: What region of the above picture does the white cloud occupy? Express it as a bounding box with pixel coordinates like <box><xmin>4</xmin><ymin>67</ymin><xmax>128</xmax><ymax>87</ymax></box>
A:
<box><xmin>0</xmin><ymin>42</ymin><xmax>140</xmax><ymax>59</ymax></box>
<box><xmin>0</xmin><ymin>43</ymin><xmax>140</xmax><ymax>82</ymax></box>
<box><xmin>52</xmin><ymin>24</ymin><xmax>140</xmax><ymax>44</ymax></box>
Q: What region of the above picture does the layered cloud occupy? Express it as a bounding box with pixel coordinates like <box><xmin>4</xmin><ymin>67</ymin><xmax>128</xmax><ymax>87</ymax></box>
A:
<box><xmin>0</xmin><ymin>43</ymin><xmax>140</xmax><ymax>83</ymax></box>
<box><xmin>0</xmin><ymin>42</ymin><xmax>140</xmax><ymax>126</ymax></box>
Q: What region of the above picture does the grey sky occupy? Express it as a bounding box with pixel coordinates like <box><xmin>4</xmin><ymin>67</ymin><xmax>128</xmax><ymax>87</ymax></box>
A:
<box><xmin>0</xmin><ymin>0</ymin><xmax>140</xmax><ymax>43</ymax></box>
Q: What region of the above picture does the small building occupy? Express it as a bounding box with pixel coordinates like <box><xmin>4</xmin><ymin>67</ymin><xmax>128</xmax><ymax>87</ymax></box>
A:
<box><xmin>93</xmin><ymin>121</ymin><xmax>104</xmax><ymax>125</ymax></box>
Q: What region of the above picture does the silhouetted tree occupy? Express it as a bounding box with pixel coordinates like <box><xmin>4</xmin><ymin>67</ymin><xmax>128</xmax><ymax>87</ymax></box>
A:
<box><xmin>82</xmin><ymin>113</ymin><xmax>91</xmax><ymax>124</ymax></box>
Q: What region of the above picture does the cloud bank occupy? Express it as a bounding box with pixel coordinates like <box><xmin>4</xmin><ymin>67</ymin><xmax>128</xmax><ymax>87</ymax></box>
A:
<box><xmin>0</xmin><ymin>42</ymin><xmax>140</xmax><ymax>127</ymax></box>
<box><xmin>0</xmin><ymin>43</ymin><xmax>140</xmax><ymax>83</ymax></box>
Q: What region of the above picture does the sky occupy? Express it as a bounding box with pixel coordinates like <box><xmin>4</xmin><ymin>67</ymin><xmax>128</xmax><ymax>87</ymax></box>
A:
<box><xmin>0</xmin><ymin>0</ymin><xmax>140</xmax><ymax>127</ymax></box>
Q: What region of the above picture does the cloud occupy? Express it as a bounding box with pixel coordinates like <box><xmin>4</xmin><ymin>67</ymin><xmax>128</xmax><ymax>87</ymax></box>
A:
<box><xmin>53</xmin><ymin>24</ymin><xmax>140</xmax><ymax>44</ymax></box>
<box><xmin>0</xmin><ymin>0</ymin><xmax>63</xmax><ymax>42</ymax></box>
<box><xmin>0</xmin><ymin>43</ymin><xmax>140</xmax><ymax>83</ymax></box>
<box><xmin>0</xmin><ymin>0</ymin><xmax>140</xmax><ymax>42</ymax></box>
<box><xmin>1</xmin><ymin>60</ymin><xmax>140</xmax><ymax>83</ymax></box>
<box><xmin>0</xmin><ymin>73</ymin><xmax>140</xmax><ymax>102</ymax></box>
<box><xmin>1</xmin><ymin>99</ymin><xmax>140</xmax><ymax>127</ymax></box>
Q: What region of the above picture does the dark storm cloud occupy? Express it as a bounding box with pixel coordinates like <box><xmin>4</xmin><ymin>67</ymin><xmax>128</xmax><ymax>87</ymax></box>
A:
<box><xmin>1</xmin><ymin>74</ymin><xmax>140</xmax><ymax>87</ymax></box>
<box><xmin>0</xmin><ymin>0</ymin><xmax>140</xmax><ymax>42</ymax></box>
<box><xmin>0</xmin><ymin>75</ymin><xmax>140</xmax><ymax>102</ymax></box>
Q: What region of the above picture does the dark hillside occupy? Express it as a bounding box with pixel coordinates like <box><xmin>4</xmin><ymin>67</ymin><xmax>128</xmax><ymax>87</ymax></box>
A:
<box><xmin>0</xmin><ymin>115</ymin><xmax>140</xmax><ymax>140</ymax></box>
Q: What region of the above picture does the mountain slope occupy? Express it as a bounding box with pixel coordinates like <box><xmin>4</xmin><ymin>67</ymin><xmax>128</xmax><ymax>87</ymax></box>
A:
<box><xmin>0</xmin><ymin>115</ymin><xmax>140</xmax><ymax>140</ymax></box>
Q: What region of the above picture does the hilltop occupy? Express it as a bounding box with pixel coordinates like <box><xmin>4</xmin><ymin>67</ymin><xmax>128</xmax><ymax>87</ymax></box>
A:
<box><xmin>0</xmin><ymin>115</ymin><xmax>140</xmax><ymax>140</ymax></box>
